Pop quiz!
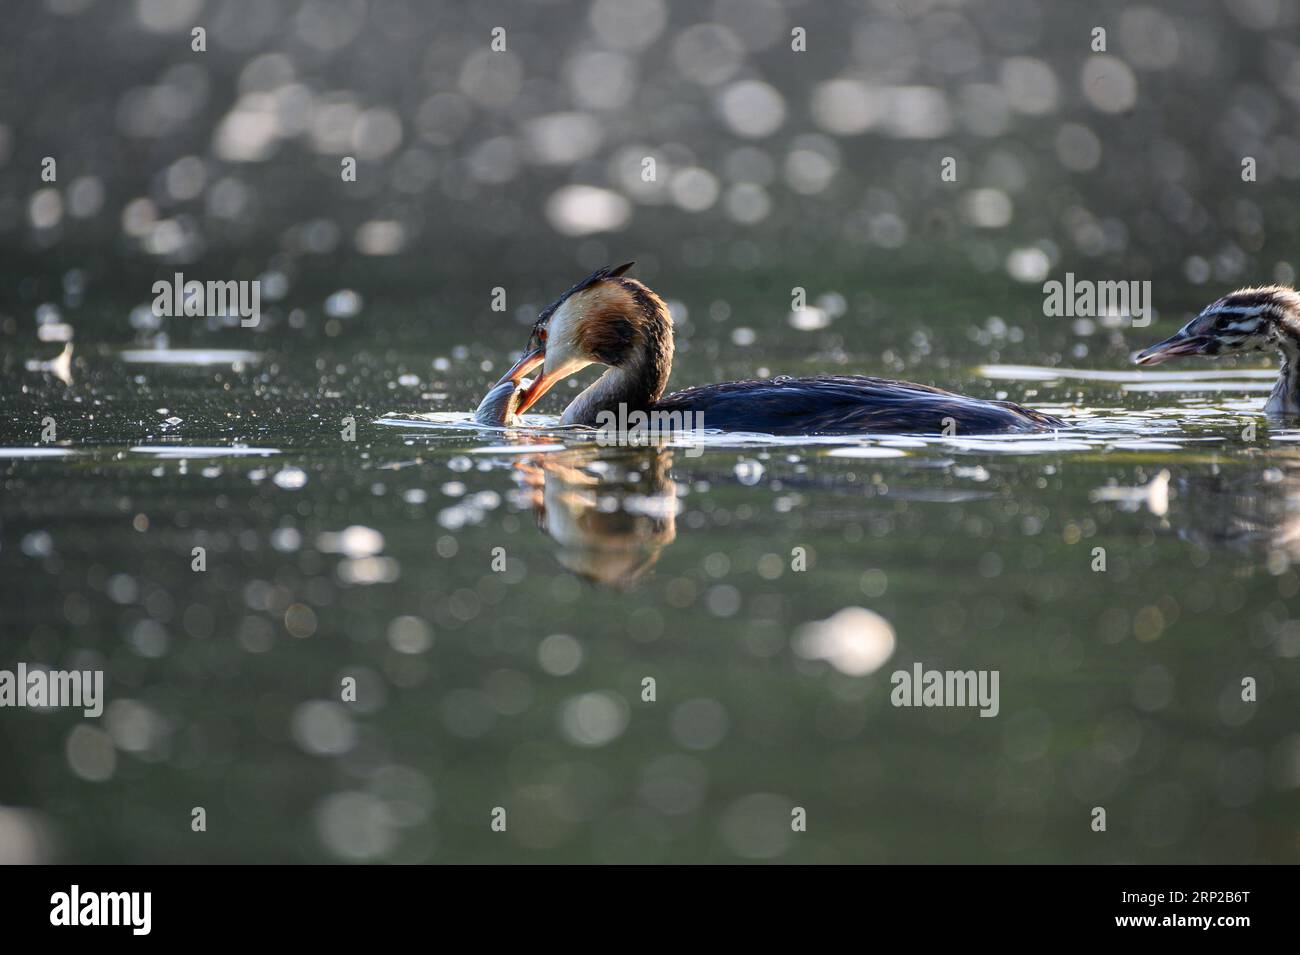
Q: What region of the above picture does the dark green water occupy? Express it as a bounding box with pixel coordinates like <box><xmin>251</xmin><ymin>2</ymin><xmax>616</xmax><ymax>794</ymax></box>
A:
<box><xmin>4</xmin><ymin>0</ymin><xmax>1300</xmax><ymax>864</ymax></box>
<box><xmin>3</xmin><ymin>274</ymin><xmax>1298</xmax><ymax>863</ymax></box>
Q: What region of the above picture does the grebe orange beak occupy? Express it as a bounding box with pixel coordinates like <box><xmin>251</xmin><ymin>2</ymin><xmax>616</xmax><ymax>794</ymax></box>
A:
<box><xmin>499</xmin><ymin>343</ymin><xmax>582</xmax><ymax>414</ymax></box>
<box><xmin>497</xmin><ymin>346</ymin><xmax>546</xmax><ymax>388</ymax></box>
<box><xmin>515</xmin><ymin>362</ymin><xmax>573</xmax><ymax>414</ymax></box>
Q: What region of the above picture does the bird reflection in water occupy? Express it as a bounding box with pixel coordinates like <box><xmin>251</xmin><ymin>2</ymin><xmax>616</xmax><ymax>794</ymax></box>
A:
<box><xmin>1169</xmin><ymin>451</ymin><xmax>1300</xmax><ymax>561</ymax></box>
<box><xmin>513</xmin><ymin>447</ymin><xmax>679</xmax><ymax>588</ymax></box>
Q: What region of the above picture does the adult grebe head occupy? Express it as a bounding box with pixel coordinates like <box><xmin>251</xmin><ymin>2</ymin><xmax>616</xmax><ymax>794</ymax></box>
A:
<box><xmin>496</xmin><ymin>262</ymin><xmax>674</xmax><ymax>416</ymax></box>
<box><xmin>1135</xmin><ymin>286</ymin><xmax>1300</xmax><ymax>366</ymax></box>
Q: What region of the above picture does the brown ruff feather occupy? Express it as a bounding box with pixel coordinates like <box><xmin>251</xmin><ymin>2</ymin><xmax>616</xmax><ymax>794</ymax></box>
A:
<box><xmin>567</xmin><ymin>279</ymin><xmax>675</xmax><ymax>407</ymax></box>
<box><xmin>574</xmin><ymin>283</ymin><xmax>640</xmax><ymax>365</ymax></box>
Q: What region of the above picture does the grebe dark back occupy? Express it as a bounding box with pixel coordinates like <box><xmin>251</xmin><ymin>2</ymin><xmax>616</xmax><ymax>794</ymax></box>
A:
<box><xmin>486</xmin><ymin>263</ymin><xmax>1062</xmax><ymax>435</ymax></box>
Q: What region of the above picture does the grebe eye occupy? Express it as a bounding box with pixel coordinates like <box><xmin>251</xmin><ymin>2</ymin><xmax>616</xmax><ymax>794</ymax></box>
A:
<box><xmin>538</xmin><ymin>328</ymin><xmax>548</xmax><ymax>343</ymax></box>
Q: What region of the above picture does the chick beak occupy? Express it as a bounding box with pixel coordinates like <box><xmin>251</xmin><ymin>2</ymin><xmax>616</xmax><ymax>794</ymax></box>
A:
<box><xmin>1134</xmin><ymin>332</ymin><xmax>1210</xmax><ymax>366</ymax></box>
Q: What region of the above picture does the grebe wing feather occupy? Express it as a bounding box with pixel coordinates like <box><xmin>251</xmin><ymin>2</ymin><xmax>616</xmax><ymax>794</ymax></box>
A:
<box><xmin>651</xmin><ymin>375</ymin><xmax>1059</xmax><ymax>435</ymax></box>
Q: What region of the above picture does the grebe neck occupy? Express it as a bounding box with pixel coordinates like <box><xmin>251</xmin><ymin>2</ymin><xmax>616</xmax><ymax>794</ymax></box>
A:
<box><xmin>1266</xmin><ymin>347</ymin><xmax>1300</xmax><ymax>415</ymax></box>
<box><xmin>1263</xmin><ymin>311</ymin><xmax>1300</xmax><ymax>415</ymax></box>
<box><xmin>559</xmin><ymin>365</ymin><xmax>655</xmax><ymax>425</ymax></box>
<box><xmin>560</xmin><ymin>287</ymin><xmax>673</xmax><ymax>426</ymax></box>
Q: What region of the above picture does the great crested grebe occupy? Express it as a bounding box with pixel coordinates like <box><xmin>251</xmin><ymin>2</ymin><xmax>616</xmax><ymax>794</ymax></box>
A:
<box><xmin>481</xmin><ymin>263</ymin><xmax>1062</xmax><ymax>435</ymax></box>
<box><xmin>1135</xmin><ymin>286</ymin><xmax>1300</xmax><ymax>415</ymax></box>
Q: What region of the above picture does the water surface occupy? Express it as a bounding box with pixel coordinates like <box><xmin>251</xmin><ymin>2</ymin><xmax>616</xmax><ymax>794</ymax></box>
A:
<box><xmin>4</xmin><ymin>322</ymin><xmax>1298</xmax><ymax>863</ymax></box>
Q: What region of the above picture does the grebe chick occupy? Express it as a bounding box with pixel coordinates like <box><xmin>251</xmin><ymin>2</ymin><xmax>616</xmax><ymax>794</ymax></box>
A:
<box><xmin>491</xmin><ymin>264</ymin><xmax>1062</xmax><ymax>436</ymax></box>
<box><xmin>1135</xmin><ymin>285</ymin><xmax>1300</xmax><ymax>416</ymax></box>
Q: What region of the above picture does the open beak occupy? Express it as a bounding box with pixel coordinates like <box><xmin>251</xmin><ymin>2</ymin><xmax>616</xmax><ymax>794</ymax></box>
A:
<box><xmin>495</xmin><ymin>346</ymin><xmax>545</xmax><ymax>387</ymax></box>
<box><xmin>492</xmin><ymin>345</ymin><xmax>574</xmax><ymax>415</ymax></box>
<box><xmin>1134</xmin><ymin>332</ymin><xmax>1210</xmax><ymax>366</ymax></box>
<box><xmin>515</xmin><ymin>362</ymin><xmax>571</xmax><ymax>414</ymax></box>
